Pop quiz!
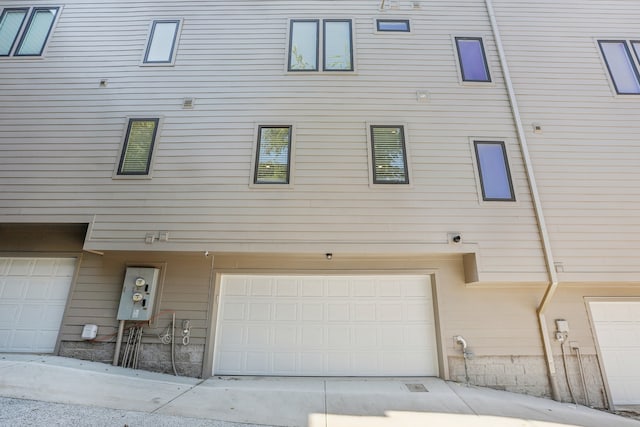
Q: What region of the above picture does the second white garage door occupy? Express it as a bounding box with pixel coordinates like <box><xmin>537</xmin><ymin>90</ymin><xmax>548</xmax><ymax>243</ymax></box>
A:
<box><xmin>590</xmin><ymin>300</ymin><xmax>640</xmax><ymax>405</ymax></box>
<box><xmin>214</xmin><ymin>274</ymin><xmax>439</xmax><ymax>376</ymax></box>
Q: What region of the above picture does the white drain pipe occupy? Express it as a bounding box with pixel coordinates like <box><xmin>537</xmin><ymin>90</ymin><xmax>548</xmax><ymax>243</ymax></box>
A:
<box><xmin>484</xmin><ymin>0</ymin><xmax>561</xmax><ymax>401</ymax></box>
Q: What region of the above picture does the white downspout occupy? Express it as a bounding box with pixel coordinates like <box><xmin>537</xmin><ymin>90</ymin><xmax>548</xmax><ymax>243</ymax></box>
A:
<box><xmin>484</xmin><ymin>0</ymin><xmax>561</xmax><ymax>401</ymax></box>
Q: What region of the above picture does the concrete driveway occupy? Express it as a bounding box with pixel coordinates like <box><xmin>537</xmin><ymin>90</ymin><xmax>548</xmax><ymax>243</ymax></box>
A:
<box><xmin>0</xmin><ymin>354</ymin><xmax>638</xmax><ymax>427</ymax></box>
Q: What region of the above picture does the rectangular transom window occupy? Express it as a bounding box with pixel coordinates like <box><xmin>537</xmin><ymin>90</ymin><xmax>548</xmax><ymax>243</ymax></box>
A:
<box><xmin>474</xmin><ymin>141</ymin><xmax>515</xmax><ymax>201</ymax></box>
<box><xmin>455</xmin><ymin>37</ymin><xmax>491</xmax><ymax>82</ymax></box>
<box><xmin>117</xmin><ymin>119</ymin><xmax>159</xmax><ymax>175</ymax></box>
<box><xmin>376</xmin><ymin>19</ymin><xmax>410</xmax><ymax>32</ymax></box>
<box><xmin>598</xmin><ymin>40</ymin><xmax>640</xmax><ymax>94</ymax></box>
<box><xmin>144</xmin><ymin>20</ymin><xmax>180</xmax><ymax>64</ymax></box>
<box><xmin>288</xmin><ymin>19</ymin><xmax>353</xmax><ymax>72</ymax></box>
<box><xmin>254</xmin><ymin>126</ymin><xmax>292</xmax><ymax>184</ymax></box>
<box><xmin>370</xmin><ymin>125</ymin><xmax>409</xmax><ymax>184</ymax></box>
<box><xmin>0</xmin><ymin>7</ymin><xmax>59</xmax><ymax>57</ymax></box>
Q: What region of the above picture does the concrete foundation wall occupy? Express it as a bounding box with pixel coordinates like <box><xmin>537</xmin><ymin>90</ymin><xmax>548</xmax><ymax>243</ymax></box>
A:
<box><xmin>448</xmin><ymin>354</ymin><xmax>608</xmax><ymax>409</ymax></box>
<box><xmin>59</xmin><ymin>341</ymin><xmax>204</xmax><ymax>378</ymax></box>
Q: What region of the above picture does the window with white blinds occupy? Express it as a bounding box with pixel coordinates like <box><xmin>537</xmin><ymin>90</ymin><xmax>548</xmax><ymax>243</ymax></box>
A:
<box><xmin>370</xmin><ymin>125</ymin><xmax>409</xmax><ymax>184</ymax></box>
<box><xmin>254</xmin><ymin>126</ymin><xmax>292</xmax><ymax>184</ymax></box>
<box><xmin>117</xmin><ymin>119</ymin><xmax>160</xmax><ymax>176</ymax></box>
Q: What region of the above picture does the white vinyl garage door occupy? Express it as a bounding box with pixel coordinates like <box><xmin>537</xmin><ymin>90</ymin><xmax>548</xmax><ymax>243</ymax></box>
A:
<box><xmin>590</xmin><ymin>301</ymin><xmax>640</xmax><ymax>405</ymax></box>
<box><xmin>0</xmin><ymin>257</ymin><xmax>76</xmax><ymax>353</ymax></box>
<box><xmin>214</xmin><ymin>274</ymin><xmax>439</xmax><ymax>376</ymax></box>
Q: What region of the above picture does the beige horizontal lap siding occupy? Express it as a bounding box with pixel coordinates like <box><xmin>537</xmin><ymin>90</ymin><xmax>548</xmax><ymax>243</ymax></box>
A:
<box><xmin>59</xmin><ymin>252</ymin><xmax>212</xmax><ymax>345</ymax></box>
<box><xmin>0</xmin><ymin>0</ymin><xmax>546</xmax><ymax>281</ymax></box>
<box><xmin>492</xmin><ymin>0</ymin><xmax>640</xmax><ymax>282</ymax></box>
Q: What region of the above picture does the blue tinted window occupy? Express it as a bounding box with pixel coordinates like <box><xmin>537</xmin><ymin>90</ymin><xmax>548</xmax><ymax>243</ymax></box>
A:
<box><xmin>456</xmin><ymin>37</ymin><xmax>491</xmax><ymax>82</ymax></box>
<box><xmin>376</xmin><ymin>20</ymin><xmax>410</xmax><ymax>32</ymax></box>
<box><xmin>600</xmin><ymin>41</ymin><xmax>640</xmax><ymax>94</ymax></box>
<box><xmin>475</xmin><ymin>141</ymin><xmax>514</xmax><ymax>201</ymax></box>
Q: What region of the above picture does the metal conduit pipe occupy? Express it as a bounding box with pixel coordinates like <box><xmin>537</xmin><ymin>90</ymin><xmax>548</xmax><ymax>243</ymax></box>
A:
<box><xmin>484</xmin><ymin>0</ymin><xmax>561</xmax><ymax>401</ymax></box>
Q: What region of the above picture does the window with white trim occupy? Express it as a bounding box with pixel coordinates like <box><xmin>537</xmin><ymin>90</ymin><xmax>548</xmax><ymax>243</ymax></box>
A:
<box><xmin>370</xmin><ymin>125</ymin><xmax>409</xmax><ymax>184</ymax></box>
<box><xmin>0</xmin><ymin>7</ymin><xmax>59</xmax><ymax>57</ymax></box>
<box><xmin>598</xmin><ymin>40</ymin><xmax>640</xmax><ymax>94</ymax></box>
<box><xmin>117</xmin><ymin>119</ymin><xmax>160</xmax><ymax>176</ymax></box>
<box><xmin>143</xmin><ymin>19</ymin><xmax>181</xmax><ymax>64</ymax></box>
<box><xmin>254</xmin><ymin>126</ymin><xmax>292</xmax><ymax>184</ymax></box>
<box><xmin>474</xmin><ymin>141</ymin><xmax>515</xmax><ymax>201</ymax></box>
<box><xmin>455</xmin><ymin>37</ymin><xmax>491</xmax><ymax>82</ymax></box>
<box><xmin>288</xmin><ymin>19</ymin><xmax>353</xmax><ymax>72</ymax></box>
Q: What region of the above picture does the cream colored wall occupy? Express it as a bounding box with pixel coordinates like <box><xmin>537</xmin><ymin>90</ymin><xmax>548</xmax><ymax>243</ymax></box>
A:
<box><xmin>59</xmin><ymin>251</ymin><xmax>213</xmax><ymax>346</ymax></box>
<box><xmin>0</xmin><ymin>0</ymin><xmax>547</xmax><ymax>284</ymax></box>
<box><xmin>492</xmin><ymin>0</ymin><xmax>640</xmax><ymax>283</ymax></box>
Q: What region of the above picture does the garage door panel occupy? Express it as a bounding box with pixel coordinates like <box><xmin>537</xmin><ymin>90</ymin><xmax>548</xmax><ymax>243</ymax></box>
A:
<box><xmin>302</xmin><ymin>303</ymin><xmax>322</xmax><ymax>321</ymax></box>
<box><xmin>354</xmin><ymin>304</ymin><xmax>376</xmax><ymax>321</ymax></box>
<box><xmin>217</xmin><ymin>351</ymin><xmax>242</xmax><ymax>372</ymax></box>
<box><xmin>378</xmin><ymin>281</ymin><xmax>401</xmax><ymax>297</ymax></box>
<box><xmin>0</xmin><ymin>304</ymin><xmax>20</xmax><ymax>326</ymax></box>
<box><xmin>302</xmin><ymin>326</ymin><xmax>323</xmax><ymax>346</ymax></box>
<box><xmin>274</xmin><ymin>327</ymin><xmax>297</xmax><ymax>346</ymax></box>
<box><xmin>590</xmin><ymin>301</ymin><xmax>640</xmax><ymax>405</ymax></box>
<box><xmin>224</xmin><ymin>277</ymin><xmax>248</xmax><ymax>296</ymax></box>
<box><xmin>248</xmin><ymin>303</ymin><xmax>270</xmax><ymax>321</ymax></box>
<box><xmin>328</xmin><ymin>326</ymin><xmax>350</xmax><ymax>346</ymax></box>
<box><xmin>353</xmin><ymin>326</ymin><xmax>377</xmax><ymax>346</ymax></box>
<box><xmin>25</xmin><ymin>278</ymin><xmax>49</xmax><ymax>299</ymax></box>
<box><xmin>274</xmin><ymin>352</ymin><xmax>296</xmax><ymax>372</ymax></box>
<box><xmin>301</xmin><ymin>352</ymin><xmax>323</xmax><ymax>373</ymax></box>
<box><xmin>247</xmin><ymin>326</ymin><xmax>270</xmax><ymax>346</ymax></box>
<box><xmin>328</xmin><ymin>303</ymin><xmax>349</xmax><ymax>321</ymax></box>
<box><xmin>49</xmin><ymin>278</ymin><xmax>74</xmax><ymax>299</ymax></box>
<box><xmin>276</xmin><ymin>279</ymin><xmax>298</xmax><ymax>296</ymax></box>
<box><xmin>214</xmin><ymin>275</ymin><xmax>439</xmax><ymax>376</ymax></box>
<box><xmin>7</xmin><ymin>259</ymin><xmax>32</xmax><ymax>276</ymax></box>
<box><xmin>275</xmin><ymin>303</ymin><xmax>297</xmax><ymax>321</ymax></box>
<box><xmin>32</xmin><ymin>259</ymin><xmax>57</xmax><ymax>276</ymax></box>
<box><xmin>353</xmin><ymin>280</ymin><xmax>375</xmax><ymax>296</ymax></box>
<box><xmin>1</xmin><ymin>278</ymin><xmax>27</xmax><ymax>299</ymax></box>
<box><xmin>11</xmin><ymin>330</ymin><xmax>38</xmax><ymax>351</ymax></box>
<box><xmin>222</xmin><ymin>303</ymin><xmax>245</xmax><ymax>320</ymax></box>
<box><xmin>379</xmin><ymin>304</ymin><xmax>402</xmax><ymax>321</ymax></box>
<box><xmin>302</xmin><ymin>280</ymin><xmax>323</xmax><ymax>296</ymax></box>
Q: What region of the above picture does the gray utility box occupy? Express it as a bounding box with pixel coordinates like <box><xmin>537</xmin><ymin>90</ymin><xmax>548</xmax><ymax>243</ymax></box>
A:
<box><xmin>117</xmin><ymin>267</ymin><xmax>160</xmax><ymax>321</ymax></box>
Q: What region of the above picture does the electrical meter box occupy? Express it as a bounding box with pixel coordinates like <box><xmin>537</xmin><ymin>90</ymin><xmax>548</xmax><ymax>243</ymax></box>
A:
<box><xmin>117</xmin><ymin>267</ymin><xmax>160</xmax><ymax>321</ymax></box>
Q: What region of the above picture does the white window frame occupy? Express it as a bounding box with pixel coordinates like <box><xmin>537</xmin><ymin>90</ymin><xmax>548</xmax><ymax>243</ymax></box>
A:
<box><xmin>0</xmin><ymin>6</ymin><xmax>61</xmax><ymax>58</ymax></box>
<box><xmin>286</xmin><ymin>18</ymin><xmax>356</xmax><ymax>73</ymax></box>
<box><xmin>113</xmin><ymin>117</ymin><xmax>163</xmax><ymax>179</ymax></box>
<box><xmin>366</xmin><ymin>122</ymin><xmax>412</xmax><ymax>188</ymax></box>
<box><xmin>249</xmin><ymin>123</ymin><xmax>296</xmax><ymax>189</ymax></box>
<box><xmin>141</xmin><ymin>18</ymin><xmax>183</xmax><ymax>66</ymax></box>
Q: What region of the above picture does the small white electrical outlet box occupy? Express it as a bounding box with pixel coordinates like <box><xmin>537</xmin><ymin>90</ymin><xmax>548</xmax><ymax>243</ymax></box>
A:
<box><xmin>81</xmin><ymin>324</ymin><xmax>98</xmax><ymax>340</ymax></box>
<box><xmin>556</xmin><ymin>319</ymin><xmax>569</xmax><ymax>333</ymax></box>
